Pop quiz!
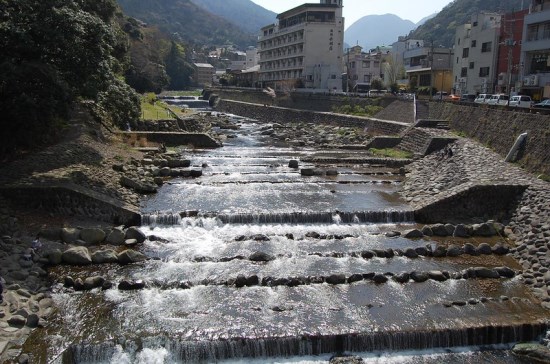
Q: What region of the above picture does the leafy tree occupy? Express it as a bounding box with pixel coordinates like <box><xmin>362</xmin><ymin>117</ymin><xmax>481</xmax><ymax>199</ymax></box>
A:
<box><xmin>370</xmin><ymin>78</ymin><xmax>384</xmax><ymax>91</ymax></box>
<box><xmin>165</xmin><ymin>41</ymin><xmax>194</xmax><ymax>90</ymax></box>
<box><xmin>0</xmin><ymin>0</ymin><xmax>140</xmax><ymax>155</ymax></box>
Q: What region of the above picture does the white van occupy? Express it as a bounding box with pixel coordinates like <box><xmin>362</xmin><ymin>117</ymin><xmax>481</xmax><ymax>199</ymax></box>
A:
<box><xmin>474</xmin><ymin>94</ymin><xmax>491</xmax><ymax>104</ymax></box>
<box><xmin>508</xmin><ymin>95</ymin><xmax>533</xmax><ymax>109</ymax></box>
<box><xmin>486</xmin><ymin>94</ymin><xmax>509</xmax><ymax>106</ymax></box>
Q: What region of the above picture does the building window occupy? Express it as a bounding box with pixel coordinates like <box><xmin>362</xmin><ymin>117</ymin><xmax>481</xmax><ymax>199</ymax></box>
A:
<box><xmin>461</xmin><ymin>67</ymin><xmax>468</xmax><ymax>77</ymax></box>
<box><xmin>456</xmin><ymin>57</ymin><xmax>459</xmax><ymax>64</ymax></box>
<box><xmin>458</xmin><ymin>38</ymin><xmax>461</xmax><ymax>45</ymax></box>
<box><xmin>471</xmin><ymin>40</ymin><xmax>477</xmax><ymax>47</ymax></box>
<box><xmin>479</xmin><ymin>66</ymin><xmax>490</xmax><ymax>77</ymax></box>
<box><xmin>353</xmin><ymin>75</ymin><xmax>358</xmax><ymax>80</ymax></box>
<box><xmin>462</xmin><ymin>48</ymin><xmax>469</xmax><ymax>58</ymax></box>
<box><xmin>481</xmin><ymin>42</ymin><xmax>492</xmax><ymax>52</ymax></box>
<box><xmin>531</xmin><ymin>53</ymin><xmax>550</xmax><ymax>73</ymax></box>
<box><xmin>527</xmin><ymin>24</ymin><xmax>539</xmax><ymax>41</ymax></box>
<box><xmin>362</xmin><ymin>61</ymin><xmax>370</xmax><ymax>68</ymax></box>
<box><xmin>469</xmin><ymin>62</ymin><xmax>475</xmax><ymax>69</ymax></box>
<box><xmin>350</xmin><ymin>61</ymin><xmax>356</xmax><ymax>69</ymax></box>
<box><xmin>419</xmin><ymin>74</ymin><xmax>431</xmax><ymax>87</ymax></box>
<box><xmin>544</xmin><ymin>22</ymin><xmax>550</xmax><ymax>39</ymax></box>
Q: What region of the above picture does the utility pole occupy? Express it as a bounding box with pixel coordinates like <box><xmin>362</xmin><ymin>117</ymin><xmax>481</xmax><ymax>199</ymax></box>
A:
<box><xmin>505</xmin><ymin>15</ymin><xmax>516</xmax><ymax>104</ymax></box>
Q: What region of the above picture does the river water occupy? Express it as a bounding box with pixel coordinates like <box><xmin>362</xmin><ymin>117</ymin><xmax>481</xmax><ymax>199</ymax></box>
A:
<box><xmin>26</xmin><ymin>113</ymin><xmax>548</xmax><ymax>363</ymax></box>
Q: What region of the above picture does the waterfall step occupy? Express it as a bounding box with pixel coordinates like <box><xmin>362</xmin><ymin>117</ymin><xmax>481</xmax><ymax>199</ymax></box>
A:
<box><xmin>141</xmin><ymin>210</ymin><xmax>415</xmax><ymax>226</ymax></box>
<box><xmin>63</xmin><ymin>321</ymin><xmax>549</xmax><ymax>363</ymax></box>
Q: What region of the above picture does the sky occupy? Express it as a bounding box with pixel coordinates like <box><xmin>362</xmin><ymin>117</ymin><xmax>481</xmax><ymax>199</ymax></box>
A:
<box><xmin>250</xmin><ymin>0</ymin><xmax>454</xmax><ymax>28</ymax></box>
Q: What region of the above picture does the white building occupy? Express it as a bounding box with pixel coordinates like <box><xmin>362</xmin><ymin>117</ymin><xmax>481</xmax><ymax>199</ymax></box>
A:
<box><xmin>520</xmin><ymin>0</ymin><xmax>550</xmax><ymax>100</ymax></box>
<box><xmin>258</xmin><ymin>0</ymin><xmax>345</xmax><ymax>91</ymax></box>
<box><xmin>453</xmin><ymin>12</ymin><xmax>502</xmax><ymax>95</ymax></box>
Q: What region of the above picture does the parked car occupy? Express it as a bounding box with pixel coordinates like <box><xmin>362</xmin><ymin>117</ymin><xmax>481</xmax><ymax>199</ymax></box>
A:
<box><xmin>508</xmin><ymin>95</ymin><xmax>533</xmax><ymax>108</ymax></box>
<box><xmin>447</xmin><ymin>94</ymin><xmax>460</xmax><ymax>102</ymax></box>
<box><xmin>486</xmin><ymin>94</ymin><xmax>509</xmax><ymax>106</ymax></box>
<box><xmin>460</xmin><ymin>94</ymin><xmax>476</xmax><ymax>103</ymax></box>
<box><xmin>474</xmin><ymin>94</ymin><xmax>492</xmax><ymax>104</ymax></box>
<box><xmin>533</xmin><ymin>99</ymin><xmax>550</xmax><ymax>108</ymax></box>
<box><xmin>432</xmin><ymin>91</ymin><xmax>448</xmax><ymax>100</ymax></box>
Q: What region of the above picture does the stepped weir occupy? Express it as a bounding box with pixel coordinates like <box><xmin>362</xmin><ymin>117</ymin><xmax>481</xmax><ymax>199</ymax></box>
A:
<box><xmin>33</xmin><ymin>116</ymin><xmax>548</xmax><ymax>363</ymax></box>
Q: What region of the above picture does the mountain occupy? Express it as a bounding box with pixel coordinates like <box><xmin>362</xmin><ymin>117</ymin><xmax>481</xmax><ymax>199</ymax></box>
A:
<box><xmin>345</xmin><ymin>14</ymin><xmax>416</xmax><ymax>50</ymax></box>
<box><xmin>409</xmin><ymin>0</ymin><xmax>529</xmax><ymax>47</ymax></box>
<box><xmin>116</xmin><ymin>0</ymin><xmax>256</xmax><ymax>47</ymax></box>
<box><xmin>416</xmin><ymin>13</ymin><xmax>437</xmax><ymax>27</ymax></box>
<box><xmin>190</xmin><ymin>0</ymin><xmax>277</xmax><ymax>35</ymax></box>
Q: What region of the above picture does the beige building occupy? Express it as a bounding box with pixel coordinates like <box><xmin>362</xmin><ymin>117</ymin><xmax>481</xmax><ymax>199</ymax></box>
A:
<box><xmin>344</xmin><ymin>45</ymin><xmax>392</xmax><ymax>92</ymax></box>
<box><xmin>193</xmin><ymin>63</ymin><xmax>215</xmax><ymax>87</ymax></box>
<box><xmin>258</xmin><ymin>0</ymin><xmax>345</xmax><ymax>91</ymax></box>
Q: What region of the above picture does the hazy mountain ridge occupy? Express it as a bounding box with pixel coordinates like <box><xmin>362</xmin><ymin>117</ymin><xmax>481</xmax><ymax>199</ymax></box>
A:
<box><xmin>345</xmin><ymin>14</ymin><xmax>416</xmax><ymax>50</ymax></box>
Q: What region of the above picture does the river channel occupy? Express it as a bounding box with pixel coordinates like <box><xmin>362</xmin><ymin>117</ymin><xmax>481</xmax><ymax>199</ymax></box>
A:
<box><xmin>26</xmin><ymin>112</ymin><xmax>548</xmax><ymax>363</ymax></box>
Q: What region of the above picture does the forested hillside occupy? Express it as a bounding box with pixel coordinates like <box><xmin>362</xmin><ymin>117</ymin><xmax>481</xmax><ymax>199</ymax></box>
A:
<box><xmin>117</xmin><ymin>0</ymin><xmax>257</xmax><ymax>47</ymax></box>
<box><xmin>0</xmin><ymin>0</ymin><xmax>140</xmax><ymax>156</ymax></box>
<box><xmin>410</xmin><ymin>0</ymin><xmax>529</xmax><ymax>47</ymax></box>
<box><xmin>190</xmin><ymin>0</ymin><xmax>276</xmax><ymax>35</ymax></box>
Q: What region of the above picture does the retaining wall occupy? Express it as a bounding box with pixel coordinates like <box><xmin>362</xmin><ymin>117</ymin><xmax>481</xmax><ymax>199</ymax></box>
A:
<box><xmin>429</xmin><ymin>103</ymin><xmax>550</xmax><ymax>175</ymax></box>
<box><xmin>215</xmin><ymin>100</ymin><xmax>409</xmax><ymax>136</ymax></box>
<box><xmin>0</xmin><ymin>184</ymin><xmax>141</xmax><ymax>226</ymax></box>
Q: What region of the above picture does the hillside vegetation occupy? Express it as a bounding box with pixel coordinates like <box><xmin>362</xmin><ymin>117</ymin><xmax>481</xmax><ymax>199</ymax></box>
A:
<box><xmin>410</xmin><ymin>0</ymin><xmax>528</xmax><ymax>47</ymax></box>
<box><xmin>190</xmin><ymin>0</ymin><xmax>276</xmax><ymax>35</ymax></box>
<box><xmin>0</xmin><ymin>0</ymin><xmax>140</xmax><ymax>156</ymax></box>
<box><xmin>116</xmin><ymin>0</ymin><xmax>257</xmax><ymax>47</ymax></box>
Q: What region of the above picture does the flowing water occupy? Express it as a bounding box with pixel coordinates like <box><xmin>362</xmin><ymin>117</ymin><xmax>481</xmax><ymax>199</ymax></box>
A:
<box><xmin>26</xmin><ymin>115</ymin><xmax>548</xmax><ymax>363</ymax></box>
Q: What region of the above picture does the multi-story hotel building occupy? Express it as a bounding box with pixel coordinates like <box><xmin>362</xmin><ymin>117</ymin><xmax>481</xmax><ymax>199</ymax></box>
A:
<box><xmin>258</xmin><ymin>0</ymin><xmax>344</xmax><ymax>91</ymax></box>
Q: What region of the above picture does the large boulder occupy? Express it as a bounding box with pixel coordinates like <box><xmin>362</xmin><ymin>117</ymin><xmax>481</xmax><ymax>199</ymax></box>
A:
<box><xmin>80</xmin><ymin>228</ymin><xmax>106</xmax><ymax>245</ymax></box>
<box><xmin>125</xmin><ymin>227</ymin><xmax>146</xmax><ymax>244</ymax></box>
<box><xmin>118</xmin><ymin>279</ymin><xmax>146</xmax><ymax>291</ymax></box>
<box><xmin>83</xmin><ymin>276</ymin><xmax>105</xmax><ymax>290</ymax></box>
<box><xmin>92</xmin><ymin>250</ymin><xmax>119</xmax><ymax>264</ymax></box>
<box><xmin>120</xmin><ymin>176</ymin><xmax>157</xmax><ymax>194</ymax></box>
<box><xmin>326</xmin><ymin>274</ymin><xmax>346</xmax><ymax>285</ymax></box>
<box><xmin>48</xmin><ymin>249</ymin><xmax>63</xmax><ymax>265</ymax></box>
<box><xmin>106</xmin><ymin>228</ymin><xmax>126</xmax><ymax>245</ymax></box>
<box><xmin>61</xmin><ymin>228</ymin><xmax>81</xmax><ymax>244</ymax></box>
<box><xmin>62</xmin><ymin>246</ymin><xmax>92</xmax><ymax>265</ymax></box>
<box><xmin>118</xmin><ymin>249</ymin><xmax>147</xmax><ymax>264</ymax></box>
<box><xmin>403</xmin><ymin>229</ymin><xmax>423</xmax><ymax>238</ymax></box>
<box><xmin>249</xmin><ymin>251</ymin><xmax>275</xmax><ymax>262</ymax></box>
<box><xmin>472</xmin><ymin>223</ymin><xmax>496</xmax><ymax>237</ymax></box>
<box><xmin>512</xmin><ymin>343</ymin><xmax>550</xmax><ymax>363</ymax></box>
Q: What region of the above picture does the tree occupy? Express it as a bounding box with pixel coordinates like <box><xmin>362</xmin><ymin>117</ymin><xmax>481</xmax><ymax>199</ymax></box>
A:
<box><xmin>370</xmin><ymin>78</ymin><xmax>384</xmax><ymax>91</ymax></box>
<box><xmin>165</xmin><ymin>41</ymin><xmax>194</xmax><ymax>90</ymax></box>
<box><xmin>0</xmin><ymin>0</ymin><xmax>140</xmax><ymax>155</ymax></box>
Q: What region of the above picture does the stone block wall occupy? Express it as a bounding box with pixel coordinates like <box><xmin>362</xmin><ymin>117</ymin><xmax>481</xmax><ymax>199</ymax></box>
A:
<box><xmin>216</xmin><ymin>100</ymin><xmax>408</xmax><ymax>136</ymax></box>
<box><xmin>429</xmin><ymin>103</ymin><xmax>550</xmax><ymax>175</ymax></box>
<box><xmin>0</xmin><ymin>184</ymin><xmax>141</xmax><ymax>226</ymax></box>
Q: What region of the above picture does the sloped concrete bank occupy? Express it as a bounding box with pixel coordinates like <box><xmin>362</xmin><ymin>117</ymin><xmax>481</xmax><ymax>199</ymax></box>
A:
<box><xmin>401</xmin><ymin>138</ymin><xmax>550</xmax><ymax>308</ymax></box>
<box><xmin>215</xmin><ymin>99</ymin><xmax>409</xmax><ymax>136</ymax></box>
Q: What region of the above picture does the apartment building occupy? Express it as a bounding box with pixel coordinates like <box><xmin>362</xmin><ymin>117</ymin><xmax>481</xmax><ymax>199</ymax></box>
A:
<box><xmin>403</xmin><ymin>41</ymin><xmax>453</xmax><ymax>94</ymax></box>
<box><xmin>453</xmin><ymin>12</ymin><xmax>502</xmax><ymax>95</ymax></box>
<box><xmin>520</xmin><ymin>0</ymin><xmax>550</xmax><ymax>100</ymax></box>
<box><xmin>258</xmin><ymin>0</ymin><xmax>345</xmax><ymax>91</ymax></box>
<box><xmin>193</xmin><ymin>63</ymin><xmax>215</xmax><ymax>87</ymax></box>
<box><xmin>344</xmin><ymin>45</ymin><xmax>391</xmax><ymax>92</ymax></box>
<box><xmin>496</xmin><ymin>10</ymin><xmax>528</xmax><ymax>95</ymax></box>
